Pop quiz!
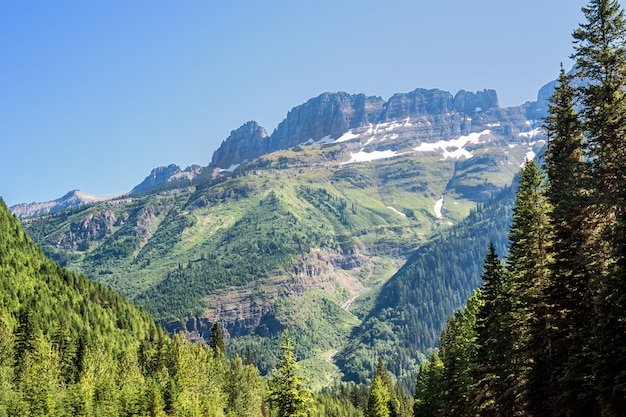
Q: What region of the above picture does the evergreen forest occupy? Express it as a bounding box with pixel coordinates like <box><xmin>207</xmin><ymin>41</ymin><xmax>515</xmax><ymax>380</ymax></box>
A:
<box><xmin>2</xmin><ymin>1</ymin><xmax>626</xmax><ymax>416</ymax></box>
<box><xmin>413</xmin><ymin>1</ymin><xmax>626</xmax><ymax>416</ymax></box>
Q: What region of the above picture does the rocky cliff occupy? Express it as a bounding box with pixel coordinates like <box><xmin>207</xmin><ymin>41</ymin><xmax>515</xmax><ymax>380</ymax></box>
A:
<box><xmin>210</xmin><ymin>88</ymin><xmax>504</xmax><ymax>169</ymax></box>
<box><xmin>130</xmin><ymin>164</ymin><xmax>206</xmax><ymax>195</ymax></box>
<box><xmin>210</xmin><ymin>121</ymin><xmax>269</xmax><ymax>169</ymax></box>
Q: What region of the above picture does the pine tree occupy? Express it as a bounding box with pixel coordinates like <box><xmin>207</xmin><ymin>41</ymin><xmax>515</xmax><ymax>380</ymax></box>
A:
<box><xmin>370</xmin><ymin>358</ymin><xmax>401</xmax><ymax>417</ymax></box>
<box><xmin>501</xmin><ymin>160</ymin><xmax>553</xmax><ymax>417</ymax></box>
<box><xmin>413</xmin><ymin>351</ymin><xmax>444</xmax><ymax>417</ymax></box>
<box><xmin>269</xmin><ymin>331</ymin><xmax>312</xmax><ymax>417</ymax></box>
<box><xmin>438</xmin><ymin>291</ymin><xmax>481</xmax><ymax>417</ymax></box>
<box><xmin>541</xmin><ymin>65</ymin><xmax>596</xmax><ymax>417</ymax></box>
<box><xmin>571</xmin><ymin>1</ymin><xmax>626</xmax><ymax>414</ymax></box>
<box><xmin>368</xmin><ymin>373</ymin><xmax>391</xmax><ymax>417</ymax></box>
<box><xmin>209</xmin><ymin>321</ymin><xmax>225</xmax><ymax>354</ymax></box>
<box><xmin>472</xmin><ymin>243</ymin><xmax>505</xmax><ymax>417</ymax></box>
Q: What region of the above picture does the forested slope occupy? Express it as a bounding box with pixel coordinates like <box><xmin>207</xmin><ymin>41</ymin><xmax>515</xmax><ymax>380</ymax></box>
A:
<box><xmin>413</xmin><ymin>2</ymin><xmax>626</xmax><ymax>415</ymax></box>
<box><xmin>0</xmin><ymin>199</ymin><xmax>268</xmax><ymax>416</ymax></box>
<box><xmin>336</xmin><ymin>179</ymin><xmax>517</xmax><ymax>389</ymax></box>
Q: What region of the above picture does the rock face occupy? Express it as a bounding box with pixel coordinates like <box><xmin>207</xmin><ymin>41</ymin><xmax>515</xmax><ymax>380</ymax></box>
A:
<box><xmin>130</xmin><ymin>164</ymin><xmax>205</xmax><ymax>195</ymax></box>
<box><xmin>268</xmin><ymin>92</ymin><xmax>385</xmax><ymax>150</ymax></box>
<box><xmin>210</xmin><ymin>121</ymin><xmax>269</xmax><ymax>169</ymax></box>
<box><xmin>209</xmin><ymin>88</ymin><xmax>502</xmax><ymax>169</ymax></box>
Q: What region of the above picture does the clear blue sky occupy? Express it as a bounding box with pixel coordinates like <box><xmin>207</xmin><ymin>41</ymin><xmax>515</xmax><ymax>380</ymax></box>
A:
<box><xmin>1</xmin><ymin>0</ymin><xmax>588</xmax><ymax>206</ymax></box>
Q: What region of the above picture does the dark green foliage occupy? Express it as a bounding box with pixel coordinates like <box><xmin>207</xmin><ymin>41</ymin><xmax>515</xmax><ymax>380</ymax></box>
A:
<box><xmin>572</xmin><ymin>2</ymin><xmax>626</xmax><ymax>415</ymax></box>
<box><xmin>541</xmin><ymin>65</ymin><xmax>596</xmax><ymax>417</ymax></box>
<box><xmin>336</xmin><ymin>182</ymin><xmax>516</xmax><ymax>389</ymax></box>
<box><xmin>209</xmin><ymin>321</ymin><xmax>225</xmax><ymax>353</ymax></box>
<box><xmin>413</xmin><ymin>352</ymin><xmax>444</xmax><ymax>417</ymax></box>
<box><xmin>412</xmin><ymin>3</ymin><xmax>626</xmax><ymax>415</ymax></box>
<box><xmin>471</xmin><ymin>244</ymin><xmax>506</xmax><ymax>417</ymax></box>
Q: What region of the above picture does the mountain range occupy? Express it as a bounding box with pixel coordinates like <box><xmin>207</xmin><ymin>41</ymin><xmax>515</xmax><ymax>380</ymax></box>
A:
<box><xmin>13</xmin><ymin>81</ymin><xmax>551</xmax><ymax>388</ymax></box>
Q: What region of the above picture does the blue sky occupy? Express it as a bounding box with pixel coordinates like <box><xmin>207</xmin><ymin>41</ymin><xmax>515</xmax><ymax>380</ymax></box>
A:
<box><xmin>1</xmin><ymin>0</ymin><xmax>588</xmax><ymax>206</ymax></box>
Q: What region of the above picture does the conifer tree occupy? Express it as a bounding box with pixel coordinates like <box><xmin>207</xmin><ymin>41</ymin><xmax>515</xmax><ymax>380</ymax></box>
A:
<box><xmin>370</xmin><ymin>358</ymin><xmax>401</xmax><ymax>417</ymax></box>
<box><xmin>541</xmin><ymin>65</ymin><xmax>596</xmax><ymax>417</ymax></box>
<box><xmin>413</xmin><ymin>351</ymin><xmax>444</xmax><ymax>417</ymax></box>
<box><xmin>438</xmin><ymin>291</ymin><xmax>481</xmax><ymax>417</ymax></box>
<box><xmin>269</xmin><ymin>331</ymin><xmax>312</xmax><ymax>417</ymax></box>
<box><xmin>502</xmin><ymin>160</ymin><xmax>553</xmax><ymax>416</ymax></box>
<box><xmin>368</xmin><ymin>373</ymin><xmax>391</xmax><ymax>417</ymax></box>
<box><xmin>472</xmin><ymin>243</ymin><xmax>505</xmax><ymax>417</ymax></box>
<box><xmin>209</xmin><ymin>321</ymin><xmax>225</xmax><ymax>354</ymax></box>
<box><xmin>571</xmin><ymin>1</ymin><xmax>626</xmax><ymax>414</ymax></box>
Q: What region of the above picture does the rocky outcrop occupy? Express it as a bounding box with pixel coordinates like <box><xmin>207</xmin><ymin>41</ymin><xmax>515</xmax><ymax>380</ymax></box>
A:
<box><xmin>210</xmin><ymin>93</ymin><xmax>385</xmax><ymax>168</ymax></box>
<box><xmin>210</xmin><ymin>121</ymin><xmax>269</xmax><ymax>169</ymax></box>
<box><xmin>130</xmin><ymin>164</ymin><xmax>204</xmax><ymax>195</ymax></box>
<box><xmin>55</xmin><ymin>210</ymin><xmax>117</xmax><ymax>250</ymax></box>
<box><xmin>380</xmin><ymin>89</ymin><xmax>455</xmax><ymax>121</ymax></box>
<box><xmin>268</xmin><ymin>92</ymin><xmax>385</xmax><ymax>149</ymax></box>
<box><xmin>166</xmin><ymin>248</ymin><xmax>368</xmax><ymax>341</ymax></box>
<box><xmin>453</xmin><ymin>89</ymin><xmax>499</xmax><ymax>114</ymax></box>
<box><xmin>209</xmin><ymin>88</ymin><xmax>502</xmax><ymax>169</ymax></box>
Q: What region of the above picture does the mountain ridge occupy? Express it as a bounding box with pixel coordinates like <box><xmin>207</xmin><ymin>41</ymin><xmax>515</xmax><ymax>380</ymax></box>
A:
<box><xmin>10</xmin><ymin>82</ymin><xmax>552</xmax><ymax>218</ymax></box>
<box><xmin>18</xmin><ymin>75</ymin><xmax>549</xmax><ymax>388</ymax></box>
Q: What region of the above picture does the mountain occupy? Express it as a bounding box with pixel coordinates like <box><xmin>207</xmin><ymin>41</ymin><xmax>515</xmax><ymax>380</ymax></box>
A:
<box><xmin>18</xmin><ymin>85</ymin><xmax>548</xmax><ymax>386</ymax></box>
<box><xmin>9</xmin><ymin>165</ymin><xmax>210</xmax><ymax>219</ymax></box>
<box><xmin>0</xmin><ymin>197</ymin><xmax>271</xmax><ymax>416</ymax></box>
<box><xmin>210</xmin><ymin>88</ymin><xmax>501</xmax><ymax>170</ymax></box>
<box><xmin>335</xmin><ymin>179</ymin><xmax>517</xmax><ymax>389</ymax></box>
<box><xmin>9</xmin><ymin>189</ymin><xmax>120</xmax><ymax>218</ymax></box>
<box><xmin>10</xmin><ymin>85</ymin><xmax>547</xmax><ymax>219</ymax></box>
<box><xmin>129</xmin><ymin>163</ymin><xmax>209</xmax><ymax>195</ymax></box>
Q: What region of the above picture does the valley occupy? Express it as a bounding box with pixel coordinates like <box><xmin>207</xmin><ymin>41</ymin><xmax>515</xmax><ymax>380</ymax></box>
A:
<box><xmin>14</xmin><ymin>86</ymin><xmax>547</xmax><ymax>388</ymax></box>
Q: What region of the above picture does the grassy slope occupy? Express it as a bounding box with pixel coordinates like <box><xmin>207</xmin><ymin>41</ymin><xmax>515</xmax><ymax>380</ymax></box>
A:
<box><xmin>20</xmin><ymin>140</ymin><xmax>527</xmax><ymax>387</ymax></box>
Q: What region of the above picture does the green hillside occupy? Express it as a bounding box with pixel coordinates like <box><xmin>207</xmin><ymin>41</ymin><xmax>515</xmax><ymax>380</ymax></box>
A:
<box><xmin>0</xmin><ymin>198</ymin><xmax>274</xmax><ymax>416</ymax></box>
<box><xmin>335</xmin><ymin>179</ymin><xmax>516</xmax><ymax>389</ymax></box>
<box><xmin>19</xmin><ymin>100</ymin><xmax>539</xmax><ymax>387</ymax></box>
<box><xmin>21</xmin><ymin>139</ymin><xmax>529</xmax><ymax>387</ymax></box>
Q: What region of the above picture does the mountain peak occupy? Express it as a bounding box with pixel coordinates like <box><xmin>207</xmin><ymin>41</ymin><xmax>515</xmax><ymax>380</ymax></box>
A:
<box><xmin>210</xmin><ymin>121</ymin><xmax>269</xmax><ymax>169</ymax></box>
<box><xmin>209</xmin><ymin>88</ymin><xmax>503</xmax><ymax>169</ymax></box>
<box><xmin>10</xmin><ymin>189</ymin><xmax>117</xmax><ymax>218</ymax></box>
<box><xmin>130</xmin><ymin>164</ymin><xmax>206</xmax><ymax>196</ymax></box>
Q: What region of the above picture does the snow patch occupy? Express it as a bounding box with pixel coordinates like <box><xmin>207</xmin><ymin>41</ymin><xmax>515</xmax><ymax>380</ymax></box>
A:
<box><xmin>519</xmin><ymin>128</ymin><xmax>543</xmax><ymax>139</ymax></box>
<box><xmin>520</xmin><ymin>150</ymin><xmax>536</xmax><ymax>167</ymax></box>
<box><xmin>344</xmin><ymin>149</ymin><xmax>404</xmax><ymax>164</ymax></box>
<box><xmin>413</xmin><ymin>130</ymin><xmax>491</xmax><ymax>160</ymax></box>
<box><xmin>387</xmin><ymin>206</ymin><xmax>407</xmax><ymax>217</ymax></box>
<box><xmin>335</xmin><ymin>130</ymin><xmax>360</xmax><ymax>143</ymax></box>
<box><xmin>220</xmin><ymin>163</ymin><xmax>240</xmax><ymax>173</ymax></box>
<box><xmin>300</xmin><ymin>135</ymin><xmax>334</xmax><ymax>146</ymax></box>
<box><xmin>434</xmin><ymin>195</ymin><xmax>444</xmax><ymax>219</ymax></box>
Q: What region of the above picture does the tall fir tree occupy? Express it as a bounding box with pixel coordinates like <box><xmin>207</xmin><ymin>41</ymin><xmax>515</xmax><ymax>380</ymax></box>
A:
<box><xmin>370</xmin><ymin>358</ymin><xmax>401</xmax><ymax>417</ymax></box>
<box><xmin>438</xmin><ymin>291</ymin><xmax>481</xmax><ymax>417</ymax></box>
<box><xmin>572</xmin><ymin>1</ymin><xmax>626</xmax><ymax>414</ymax></box>
<box><xmin>413</xmin><ymin>351</ymin><xmax>444</xmax><ymax>417</ymax></box>
<box><xmin>269</xmin><ymin>331</ymin><xmax>312</xmax><ymax>417</ymax></box>
<box><xmin>209</xmin><ymin>321</ymin><xmax>225</xmax><ymax>354</ymax></box>
<box><xmin>541</xmin><ymin>65</ymin><xmax>597</xmax><ymax>417</ymax></box>
<box><xmin>472</xmin><ymin>243</ymin><xmax>506</xmax><ymax>417</ymax></box>
<box><xmin>501</xmin><ymin>160</ymin><xmax>553</xmax><ymax>417</ymax></box>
